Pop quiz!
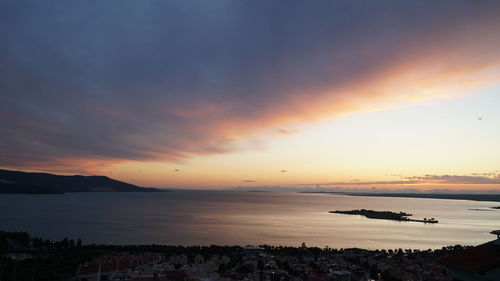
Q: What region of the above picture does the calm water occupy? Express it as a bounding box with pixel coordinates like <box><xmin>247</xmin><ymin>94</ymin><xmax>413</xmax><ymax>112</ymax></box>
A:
<box><xmin>1</xmin><ymin>191</ymin><xmax>499</xmax><ymax>249</ymax></box>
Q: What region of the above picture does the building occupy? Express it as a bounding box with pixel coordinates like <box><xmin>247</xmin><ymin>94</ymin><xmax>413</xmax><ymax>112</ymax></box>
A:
<box><xmin>77</xmin><ymin>254</ymin><xmax>161</xmax><ymax>281</ymax></box>
<box><xmin>244</xmin><ymin>246</ymin><xmax>265</xmax><ymax>255</ymax></box>
<box><xmin>439</xmin><ymin>230</ymin><xmax>500</xmax><ymax>281</ymax></box>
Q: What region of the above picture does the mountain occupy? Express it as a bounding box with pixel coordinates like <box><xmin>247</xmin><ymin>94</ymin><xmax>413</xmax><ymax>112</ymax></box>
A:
<box><xmin>0</xmin><ymin>169</ymin><xmax>161</xmax><ymax>194</ymax></box>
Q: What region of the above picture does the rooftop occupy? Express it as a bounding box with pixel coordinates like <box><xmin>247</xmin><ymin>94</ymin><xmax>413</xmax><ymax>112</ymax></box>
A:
<box><xmin>439</xmin><ymin>239</ymin><xmax>500</xmax><ymax>273</ymax></box>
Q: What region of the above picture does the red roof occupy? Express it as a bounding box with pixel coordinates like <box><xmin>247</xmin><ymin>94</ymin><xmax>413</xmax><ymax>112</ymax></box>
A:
<box><xmin>78</xmin><ymin>254</ymin><xmax>160</xmax><ymax>275</ymax></box>
<box><xmin>439</xmin><ymin>240</ymin><xmax>500</xmax><ymax>273</ymax></box>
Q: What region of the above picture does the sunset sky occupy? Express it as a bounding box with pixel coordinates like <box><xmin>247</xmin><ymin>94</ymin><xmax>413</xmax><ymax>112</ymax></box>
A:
<box><xmin>1</xmin><ymin>1</ymin><xmax>500</xmax><ymax>189</ymax></box>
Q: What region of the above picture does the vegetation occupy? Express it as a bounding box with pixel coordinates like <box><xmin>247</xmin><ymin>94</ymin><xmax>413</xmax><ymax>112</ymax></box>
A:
<box><xmin>0</xmin><ymin>169</ymin><xmax>162</xmax><ymax>194</ymax></box>
<box><xmin>0</xmin><ymin>231</ymin><xmax>87</xmax><ymax>281</ymax></box>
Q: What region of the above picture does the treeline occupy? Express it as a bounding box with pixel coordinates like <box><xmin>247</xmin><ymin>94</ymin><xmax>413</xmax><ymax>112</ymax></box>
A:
<box><xmin>0</xmin><ymin>231</ymin><xmax>83</xmax><ymax>253</ymax></box>
<box><xmin>0</xmin><ymin>231</ymin><xmax>86</xmax><ymax>281</ymax></box>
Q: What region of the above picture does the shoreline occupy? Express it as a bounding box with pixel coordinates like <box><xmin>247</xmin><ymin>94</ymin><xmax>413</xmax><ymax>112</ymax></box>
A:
<box><xmin>301</xmin><ymin>191</ymin><xmax>500</xmax><ymax>203</ymax></box>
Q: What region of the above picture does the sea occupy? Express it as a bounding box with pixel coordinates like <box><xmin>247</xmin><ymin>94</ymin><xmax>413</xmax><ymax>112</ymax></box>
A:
<box><xmin>0</xmin><ymin>191</ymin><xmax>498</xmax><ymax>249</ymax></box>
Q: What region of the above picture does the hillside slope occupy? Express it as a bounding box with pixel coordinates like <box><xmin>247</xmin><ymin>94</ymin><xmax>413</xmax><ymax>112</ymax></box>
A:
<box><xmin>0</xmin><ymin>169</ymin><xmax>160</xmax><ymax>194</ymax></box>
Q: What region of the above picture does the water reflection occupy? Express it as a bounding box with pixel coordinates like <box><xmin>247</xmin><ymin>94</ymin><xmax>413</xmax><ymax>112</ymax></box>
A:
<box><xmin>0</xmin><ymin>191</ymin><xmax>498</xmax><ymax>249</ymax></box>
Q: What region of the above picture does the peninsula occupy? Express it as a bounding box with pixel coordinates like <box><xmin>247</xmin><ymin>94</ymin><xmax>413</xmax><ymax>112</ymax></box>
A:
<box><xmin>0</xmin><ymin>169</ymin><xmax>162</xmax><ymax>194</ymax></box>
<box><xmin>330</xmin><ymin>209</ymin><xmax>438</xmax><ymax>223</ymax></box>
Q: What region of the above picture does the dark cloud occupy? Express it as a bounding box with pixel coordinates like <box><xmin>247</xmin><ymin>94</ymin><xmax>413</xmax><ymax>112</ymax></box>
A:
<box><xmin>1</xmin><ymin>1</ymin><xmax>500</xmax><ymax>170</ymax></box>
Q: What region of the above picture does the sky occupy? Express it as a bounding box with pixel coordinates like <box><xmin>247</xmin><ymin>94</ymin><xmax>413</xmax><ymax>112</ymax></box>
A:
<box><xmin>1</xmin><ymin>1</ymin><xmax>500</xmax><ymax>189</ymax></box>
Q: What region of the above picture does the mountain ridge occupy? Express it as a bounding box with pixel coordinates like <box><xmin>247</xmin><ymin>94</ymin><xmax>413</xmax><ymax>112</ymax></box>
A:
<box><xmin>0</xmin><ymin>169</ymin><xmax>161</xmax><ymax>194</ymax></box>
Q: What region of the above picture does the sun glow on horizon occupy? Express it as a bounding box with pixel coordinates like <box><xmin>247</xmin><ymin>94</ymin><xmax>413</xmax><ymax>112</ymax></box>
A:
<box><xmin>2</xmin><ymin>1</ymin><xmax>500</xmax><ymax>191</ymax></box>
<box><xmin>91</xmin><ymin>80</ymin><xmax>500</xmax><ymax>190</ymax></box>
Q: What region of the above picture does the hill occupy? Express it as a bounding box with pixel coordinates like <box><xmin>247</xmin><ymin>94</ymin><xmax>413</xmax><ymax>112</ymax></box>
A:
<box><xmin>0</xmin><ymin>169</ymin><xmax>160</xmax><ymax>194</ymax></box>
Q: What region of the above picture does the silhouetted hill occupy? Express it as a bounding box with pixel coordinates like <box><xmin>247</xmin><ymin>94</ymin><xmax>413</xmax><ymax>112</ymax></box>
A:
<box><xmin>0</xmin><ymin>169</ymin><xmax>160</xmax><ymax>194</ymax></box>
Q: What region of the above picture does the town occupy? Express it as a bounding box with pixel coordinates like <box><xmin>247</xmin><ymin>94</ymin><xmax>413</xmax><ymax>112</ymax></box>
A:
<box><xmin>4</xmin><ymin>230</ymin><xmax>499</xmax><ymax>281</ymax></box>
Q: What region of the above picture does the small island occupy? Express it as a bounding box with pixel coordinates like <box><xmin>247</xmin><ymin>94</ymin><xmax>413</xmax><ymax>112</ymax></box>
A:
<box><xmin>491</xmin><ymin>206</ymin><xmax>500</xmax><ymax>209</ymax></box>
<box><xmin>329</xmin><ymin>209</ymin><xmax>438</xmax><ymax>223</ymax></box>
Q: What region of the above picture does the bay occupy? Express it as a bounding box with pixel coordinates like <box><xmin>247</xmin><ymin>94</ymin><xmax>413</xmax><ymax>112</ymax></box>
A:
<box><xmin>1</xmin><ymin>191</ymin><xmax>498</xmax><ymax>249</ymax></box>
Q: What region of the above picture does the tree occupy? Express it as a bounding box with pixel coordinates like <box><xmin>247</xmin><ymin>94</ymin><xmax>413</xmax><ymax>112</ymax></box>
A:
<box><xmin>258</xmin><ymin>259</ymin><xmax>264</xmax><ymax>271</ymax></box>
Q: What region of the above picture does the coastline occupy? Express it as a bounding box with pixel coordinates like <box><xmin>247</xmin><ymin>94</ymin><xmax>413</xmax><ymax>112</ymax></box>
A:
<box><xmin>300</xmin><ymin>191</ymin><xmax>500</xmax><ymax>203</ymax></box>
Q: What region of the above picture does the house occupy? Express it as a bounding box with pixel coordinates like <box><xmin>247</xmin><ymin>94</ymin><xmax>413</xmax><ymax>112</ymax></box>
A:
<box><xmin>439</xmin><ymin>230</ymin><xmax>500</xmax><ymax>281</ymax></box>
<box><xmin>132</xmin><ymin>274</ymin><xmax>168</xmax><ymax>281</ymax></box>
<box><xmin>164</xmin><ymin>270</ymin><xmax>187</xmax><ymax>281</ymax></box>
<box><xmin>244</xmin><ymin>246</ymin><xmax>265</xmax><ymax>255</ymax></box>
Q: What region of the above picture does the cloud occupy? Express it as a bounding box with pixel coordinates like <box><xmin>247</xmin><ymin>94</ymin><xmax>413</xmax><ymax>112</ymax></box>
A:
<box><xmin>405</xmin><ymin>175</ymin><xmax>500</xmax><ymax>185</ymax></box>
<box><xmin>1</xmin><ymin>1</ymin><xmax>500</xmax><ymax>171</ymax></box>
<box><xmin>243</xmin><ymin>180</ymin><xmax>256</xmax><ymax>183</ymax></box>
<box><xmin>299</xmin><ymin>173</ymin><xmax>500</xmax><ymax>186</ymax></box>
<box><xmin>277</xmin><ymin>129</ymin><xmax>299</xmax><ymax>135</ymax></box>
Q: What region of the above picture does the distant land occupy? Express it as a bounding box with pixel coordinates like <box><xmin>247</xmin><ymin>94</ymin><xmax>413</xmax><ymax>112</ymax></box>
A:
<box><xmin>231</xmin><ymin>186</ymin><xmax>500</xmax><ymax>195</ymax></box>
<box><xmin>345</xmin><ymin>192</ymin><xmax>500</xmax><ymax>202</ymax></box>
<box><xmin>231</xmin><ymin>187</ymin><xmax>500</xmax><ymax>203</ymax></box>
<box><xmin>0</xmin><ymin>169</ymin><xmax>162</xmax><ymax>194</ymax></box>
